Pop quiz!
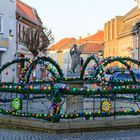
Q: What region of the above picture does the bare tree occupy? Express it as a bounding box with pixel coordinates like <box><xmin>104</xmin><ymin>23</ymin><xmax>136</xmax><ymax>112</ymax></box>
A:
<box><xmin>23</xmin><ymin>26</ymin><xmax>54</xmax><ymax>57</ymax></box>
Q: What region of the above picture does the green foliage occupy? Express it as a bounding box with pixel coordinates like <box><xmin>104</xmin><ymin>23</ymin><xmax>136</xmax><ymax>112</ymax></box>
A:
<box><xmin>0</xmin><ymin>58</ymin><xmax>29</xmax><ymax>76</ymax></box>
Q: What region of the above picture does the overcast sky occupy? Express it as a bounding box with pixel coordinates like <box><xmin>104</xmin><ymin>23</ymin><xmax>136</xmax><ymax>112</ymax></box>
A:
<box><xmin>22</xmin><ymin>0</ymin><xmax>137</xmax><ymax>43</ymax></box>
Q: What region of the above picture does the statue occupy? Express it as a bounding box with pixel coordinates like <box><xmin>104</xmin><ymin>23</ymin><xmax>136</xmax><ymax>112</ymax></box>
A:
<box><xmin>70</xmin><ymin>44</ymin><xmax>81</xmax><ymax>73</ymax></box>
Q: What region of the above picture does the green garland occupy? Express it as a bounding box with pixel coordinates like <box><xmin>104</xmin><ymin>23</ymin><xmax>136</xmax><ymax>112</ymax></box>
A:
<box><xmin>1</xmin><ymin>56</ymin><xmax>140</xmax><ymax>122</ymax></box>
<box><xmin>0</xmin><ymin>85</ymin><xmax>140</xmax><ymax>96</ymax></box>
<box><xmin>26</xmin><ymin>62</ymin><xmax>60</xmax><ymax>82</ymax></box>
<box><xmin>22</xmin><ymin>56</ymin><xmax>64</xmax><ymax>83</ymax></box>
<box><xmin>80</xmin><ymin>55</ymin><xmax>99</xmax><ymax>79</ymax></box>
<box><xmin>0</xmin><ymin>109</ymin><xmax>139</xmax><ymax>122</ymax></box>
<box><xmin>0</xmin><ymin>58</ymin><xmax>29</xmax><ymax>75</ymax></box>
<box><xmin>102</xmin><ymin>57</ymin><xmax>136</xmax><ymax>80</ymax></box>
<box><xmin>80</xmin><ymin>56</ymin><xmax>140</xmax><ymax>82</ymax></box>
<box><xmin>93</xmin><ymin>57</ymin><xmax>136</xmax><ymax>82</ymax></box>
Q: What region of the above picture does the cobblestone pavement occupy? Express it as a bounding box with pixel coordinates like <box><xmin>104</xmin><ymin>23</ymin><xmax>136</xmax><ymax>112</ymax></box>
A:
<box><xmin>0</xmin><ymin>128</ymin><xmax>140</xmax><ymax>140</ymax></box>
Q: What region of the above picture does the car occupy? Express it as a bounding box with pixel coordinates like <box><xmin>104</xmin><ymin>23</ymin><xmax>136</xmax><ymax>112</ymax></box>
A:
<box><xmin>85</xmin><ymin>67</ymin><xmax>96</xmax><ymax>75</ymax></box>
<box><xmin>109</xmin><ymin>72</ymin><xmax>140</xmax><ymax>81</ymax></box>
<box><xmin>125</xmin><ymin>68</ymin><xmax>140</xmax><ymax>73</ymax></box>
<box><xmin>104</xmin><ymin>74</ymin><xmax>112</xmax><ymax>81</ymax></box>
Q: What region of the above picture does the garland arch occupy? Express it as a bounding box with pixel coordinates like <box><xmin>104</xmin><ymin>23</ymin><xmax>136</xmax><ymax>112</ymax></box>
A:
<box><xmin>95</xmin><ymin>57</ymin><xmax>137</xmax><ymax>82</ymax></box>
<box><xmin>0</xmin><ymin>58</ymin><xmax>29</xmax><ymax>78</ymax></box>
<box><xmin>20</xmin><ymin>56</ymin><xmax>64</xmax><ymax>83</ymax></box>
<box><xmin>80</xmin><ymin>55</ymin><xmax>99</xmax><ymax>79</ymax></box>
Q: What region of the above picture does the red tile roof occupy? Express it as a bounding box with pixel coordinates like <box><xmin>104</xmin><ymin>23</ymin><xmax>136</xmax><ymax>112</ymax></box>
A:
<box><xmin>16</xmin><ymin>0</ymin><xmax>42</xmax><ymax>25</ymax></box>
<box><xmin>79</xmin><ymin>42</ymin><xmax>103</xmax><ymax>53</ymax></box>
<box><xmin>49</xmin><ymin>38</ymin><xmax>77</xmax><ymax>51</ymax></box>
<box><xmin>49</xmin><ymin>30</ymin><xmax>104</xmax><ymax>53</ymax></box>
<box><xmin>77</xmin><ymin>30</ymin><xmax>104</xmax><ymax>44</ymax></box>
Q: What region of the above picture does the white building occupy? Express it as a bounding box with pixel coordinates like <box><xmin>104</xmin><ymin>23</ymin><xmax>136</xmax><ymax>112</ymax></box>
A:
<box><xmin>0</xmin><ymin>0</ymin><xmax>43</xmax><ymax>82</ymax></box>
<box><xmin>16</xmin><ymin>0</ymin><xmax>43</xmax><ymax>80</ymax></box>
<box><xmin>16</xmin><ymin>0</ymin><xmax>42</xmax><ymax>59</ymax></box>
<box><xmin>0</xmin><ymin>0</ymin><xmax>16</xmax><ymax>82</ymax></box>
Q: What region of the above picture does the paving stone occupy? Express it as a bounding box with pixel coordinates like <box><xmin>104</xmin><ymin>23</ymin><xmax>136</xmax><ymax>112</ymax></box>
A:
<box><xmin>0</xmin><ymin>128</ymin><xmax>140</xmax><ymax>140</ymax></box>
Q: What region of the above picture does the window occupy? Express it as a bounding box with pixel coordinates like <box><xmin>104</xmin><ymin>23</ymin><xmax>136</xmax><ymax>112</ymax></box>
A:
<box><xmin>0</xmin><ymin>15</ymin><xmax>3</xmax><ymax>33</ymax></box>
<box><xmin>22</xmin><ymin>26</ymin><xmax>25</xmax><ymax>41</ymax></box>
<box><xmin>18</xmin><ymin>24</ymin><xmax>21</xmax><ymax>42</ymax></box>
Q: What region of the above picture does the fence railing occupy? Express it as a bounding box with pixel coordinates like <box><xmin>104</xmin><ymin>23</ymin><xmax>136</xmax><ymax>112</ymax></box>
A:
<box><xmin>0</xmin><ymin>82</ymin><xmax>140</xmax><ymax>122</ymax></box>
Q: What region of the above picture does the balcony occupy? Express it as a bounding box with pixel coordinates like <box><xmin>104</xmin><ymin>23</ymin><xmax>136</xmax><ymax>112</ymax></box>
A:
<box><xmin>0</xmin><ymin>38</ymin><xmax>9</xmax><ymax>51</ymax></box>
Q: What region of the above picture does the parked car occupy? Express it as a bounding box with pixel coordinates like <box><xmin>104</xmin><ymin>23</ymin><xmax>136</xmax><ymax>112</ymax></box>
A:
<box><xmin>109</xmin><ymin>72</ymin><xmax>140</xmax><ymax>81</ymax></box>
<box><xmin>85</xmin><ymin>67</ymin><xmax>96</xmax><ymax>75</ymax></box>
<box><xmin>125</xmin><ymin>68</ymin><xmax>140</xmax><ymax>73</ymax></box>
<box><xmin>104</xmin><ymin>74</ymin><xmax>112</xmax><ymax>81</ymax></box>
<box><xmin>84</xmin><ymin>67</ymin><xmax>96</xmax><ymax>78</ymax></box>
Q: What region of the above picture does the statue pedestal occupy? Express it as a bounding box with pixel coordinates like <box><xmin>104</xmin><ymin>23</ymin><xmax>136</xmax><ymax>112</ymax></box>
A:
<box><xmin>66</xmin><ymin>81</ymin><xmax>83</xmax><ymax>114</ymax></box>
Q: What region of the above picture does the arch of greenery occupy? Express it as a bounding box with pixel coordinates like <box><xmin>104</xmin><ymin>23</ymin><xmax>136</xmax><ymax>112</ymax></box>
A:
<box><xmin>0</xmin><ymin>58</ymin><xmax>30</xmax><ymax>75</ymax></box>
<box><xmin>80</xmin><ymin>55</ymin><xmax>99</xmax><ymax>79</ymax></box>
<box><xmin>20</xmin><ymin>56</ymin><xmax>64</xmax><ymax>83</ymax></box>
<box><xmin>0</xmin><ymin>56</ymin><xmax>140</xmax><ymax>122</ymax></box>
<box><xmin>81</xmin><ymin>56</ymin><xmax>140</xmax><ymax>83</ymax></box>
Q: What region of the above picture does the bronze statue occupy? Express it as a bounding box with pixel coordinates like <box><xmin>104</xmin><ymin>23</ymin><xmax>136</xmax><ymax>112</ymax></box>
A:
<box><xmin>70</xmin><ymin>44</ymin><xmax>81</xmax><ymax>73</ymax></box>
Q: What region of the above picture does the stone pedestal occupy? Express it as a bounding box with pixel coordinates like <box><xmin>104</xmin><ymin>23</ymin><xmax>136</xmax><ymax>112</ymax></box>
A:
<box><xmin>66</xmin><ymin>81</ymin><xmax>83</xmax><ymax>114</ymax></box>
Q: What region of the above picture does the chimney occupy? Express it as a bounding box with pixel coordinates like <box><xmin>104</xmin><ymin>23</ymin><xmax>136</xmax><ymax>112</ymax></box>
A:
<box><xmin>78</xmin><ymin>36</ymin><xmax>82</xmax><ymax>44</ymax></box>
<box><xmin>87</xmin><ymin>33</ymin><xmax>90</xmax><ymax>37</ymax></box>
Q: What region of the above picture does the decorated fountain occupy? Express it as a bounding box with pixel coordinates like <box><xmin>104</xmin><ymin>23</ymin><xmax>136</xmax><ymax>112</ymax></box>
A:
<box><xmin>0</xmin><ymin>55</ymin><xmax>140</xmax><ymax>123</ymax></box>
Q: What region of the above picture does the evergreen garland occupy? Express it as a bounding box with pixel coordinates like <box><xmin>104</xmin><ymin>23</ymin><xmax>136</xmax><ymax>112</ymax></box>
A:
<box><xmin>80</xmin><ymin>55</ymin><xmax>99</xmax><ymax>79</ymax></box>
<box><xmin>0</xmin><ymin>58</ymin><xmax>29</xmax><ymax>75</ymax></box>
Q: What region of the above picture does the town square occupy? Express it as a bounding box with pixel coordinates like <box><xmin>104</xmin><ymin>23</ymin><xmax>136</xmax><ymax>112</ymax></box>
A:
<box><xmin>1</xmin><ymin>0</ymin><xmax>140</xmax><ymax>139</ymax></box>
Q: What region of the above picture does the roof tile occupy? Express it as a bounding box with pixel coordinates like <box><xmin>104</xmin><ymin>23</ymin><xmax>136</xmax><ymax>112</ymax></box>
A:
<box><xmin>79</xmin><ymin>42</ymin><xmax>103</xmax><ymax>53</ymax></box>
<box><xmin>16</xmin><ymin>0</ymin><xmax>42</xmax><ymax>25</ymax></box>
<box><xmin>77</xmin><ymin>30</ymin><xmax>104</xmax><ymax>44</ymax></box>
<box><xmin>49</xmin><ymin>38</ymin><xmax>77</xmax><ymax>51</ymax></box>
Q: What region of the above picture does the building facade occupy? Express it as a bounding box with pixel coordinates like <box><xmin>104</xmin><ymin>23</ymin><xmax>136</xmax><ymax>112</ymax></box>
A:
<box><xmin>78</xmin><ymin>30</ymin><xmax>104</xmax><ymax>61</ymax></box>
<box><xmin>104</xmin><ymin>1</ymin><xmax>140</xmax><ymax>66</ymax></box>
<box><xmin>16</xmin><ymin>0</ymin><xmax>42</xmax><ymax>79</ymax></box>
<box><xmin>48</xmin><ymin>38</ymin><xmax>77</xmax><ymax>75</ymax></box>
<box><xmin>16</xmin><ymin>0</ymin><xmax>42</xmax><ymax>58</ymax></box>
<box><xmin>0</xmin><ymin>0</ymin><xmax>16</xmax><ymax>82</ymax></box>
<box><xmin>104</xmin><ymin>17</ymin><xmax>123</xmax><ymax>58</ymax></box>
<box><xmin>0</xmin><ymin>0</ymin><xmax>43</xmax><ymax>82</ymax></box>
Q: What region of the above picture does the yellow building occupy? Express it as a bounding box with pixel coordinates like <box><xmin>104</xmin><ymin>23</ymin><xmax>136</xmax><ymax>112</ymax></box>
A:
<box><xmin>104</xmin><ymin>1</ymin><xmax>140</xmax><ymax>62</ymax></box>
<box><xmin>104</xmin><ymin>16</ymin><xmax>123</xmax><ymax>58</ymax></box>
